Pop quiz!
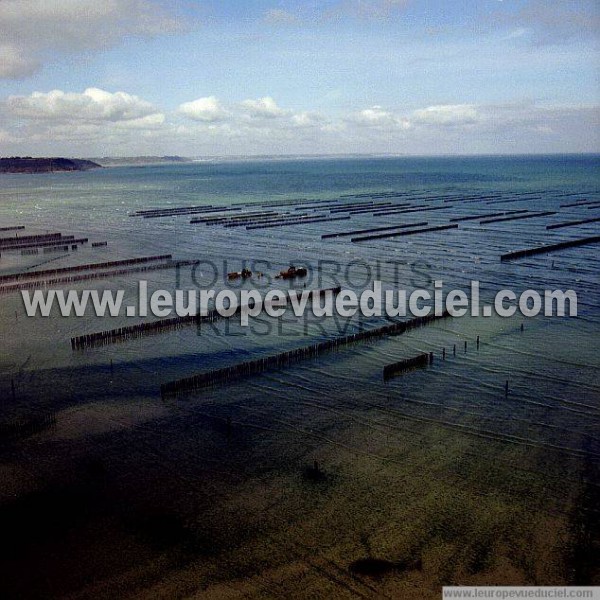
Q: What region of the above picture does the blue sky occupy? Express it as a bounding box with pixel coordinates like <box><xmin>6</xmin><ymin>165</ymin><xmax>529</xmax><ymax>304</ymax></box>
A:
<box><xmin>0</xmin><ymin>0</ymin><xmax>598</xmax><ymax>156</ymax></box>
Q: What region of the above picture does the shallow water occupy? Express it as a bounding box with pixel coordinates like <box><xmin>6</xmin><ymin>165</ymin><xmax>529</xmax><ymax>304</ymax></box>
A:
<box><xmin>0</xmin><ymin>156</ymin><xmax>598</xmax><ymax>598</ymax></box>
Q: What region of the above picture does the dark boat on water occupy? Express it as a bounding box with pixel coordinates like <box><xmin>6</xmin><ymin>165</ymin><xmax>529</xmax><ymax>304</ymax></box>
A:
<box><xmin>275</xmin><ymin>265</ymin><xmax>308</xmax><ymax>280</ymax></box>
<box><xmin>227</xmin><ymin>267</ymin><xmax>253</xmax><ymax>280</ymax></box>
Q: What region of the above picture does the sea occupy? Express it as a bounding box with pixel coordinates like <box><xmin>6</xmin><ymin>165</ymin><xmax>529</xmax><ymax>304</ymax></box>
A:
<box><xmin>0</xmin><ymin>155</ymin><xmax>598</xmax><ymax>598</ymax></box>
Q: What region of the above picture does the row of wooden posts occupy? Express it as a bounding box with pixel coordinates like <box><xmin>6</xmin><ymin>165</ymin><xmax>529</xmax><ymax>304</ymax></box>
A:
<box><xmin>134</xmin><ymin>206</ymin><xmax>242</xmax><ymax>218</ymax></box>
<box><xmin>0</xmin><ymin>232</ymin><xmax>62</xmax><ymax>247</ymax></box>
<box><xmin>382</xmin><ymin>335</ymin><xmax>482</xmax><ymax>382</ymax></box>
<box><xmin>546</xmin><ymin>217</ymin><xmax>600</xmax><ymax>230</ymax></box>
<box><xmin>71</xmin><ymin>286</ymin><xmax>343</xmax><ymax>349</ymax></box>
<box><xmin>560</xmin><ymin>199</ymin><xmax>598</xmax><ymax>208</ymax></box>
<box><xmin>223</xmin><ymin>213</ymin><xmax>317</xmax><ymax>228</ymax></box>
<box><xmin>191</xmin><ymin>210</ymin><xmax>279</xmax><ymax>225</ymax></box>
<box><xmin>449</xmin><ymin>210</ymin><xmax>527</xmax><ymax>222</ymax></box>
<box><xmin>382</xmin><ymin>332</ymin><xmax>514</xmax><ymax>399</ymax></box>
<box><xmin>142</xmin><ymin>194</ymin><xmax>453</xmax><ymax>227</ymax></box>
<box><xmin>246</xmin><ymin>215</ymin><xmax>351</xmax><ymax>230</ymax></box>
<box><xmin>42</xmin><ymin>245</ymin><xmax>72</xmax><ymax>254</ymax></box>
<box><xmin>131</xmin><ymin>189</ymin><xmax>593</xmax><ymax>225</ymax></box>
<box><xmin>322</xmin><ymin>221</ymin><xmax>428</xmax><ymax>239</ymax></box>
<box><xmin>1</xmin><ymin>237</ymin><xmax>89</xmax><ymax>252</ymax></box>
<box><xmin>479</xmin><ymin>210</ymin><xmax>556</xmax><ymax>225</ymax></box>
<box><xmin>500</xmin><ymin>234</ymin><xmax>600</xmax><ymax>262</ymax></box>
<box><xmin>0</xmin><ymin>254</ymin><xmax>172</xmax><ymax>284</ymax></box>
<box><xmin>0</xmin><ymin>259</ymin><xmax>197</xmax><ymax>294</ymax></box>
<box><xmin>127</xmin><ymin>187</ymin><xmax>584</xmax><ymax>229</ymax></box>
<box><xmin>160</xmin><ymin>309</ymin><xmax>452</xmax><ymax>398</ymax></box>
<box><xmin>240</xmin><ymin>197</ymin><xmax>335</xmax><ymax>208</ymax></box>
<box><xmin>351</xmin><ymin>223</ymin><xmax>458</xmax><ymax>243</ymax></box>
<box><xmin>383</xmin><ymin>352</ymin><xmax>430</xmax><ymax>381</ymax></box>
<box><xmin>373</xmin><ymin>205</ymin><xmax>452</xmax><ymax>218</ymax></box>
<box><xmin>200</xmin><ymin>211</ymin><xmax>314</xmax><ymax>228</ymax></box>
<box><xmin>5</xmin><ymin>325</ymin><xmax>521</xmax><ymax>422</ymax></box>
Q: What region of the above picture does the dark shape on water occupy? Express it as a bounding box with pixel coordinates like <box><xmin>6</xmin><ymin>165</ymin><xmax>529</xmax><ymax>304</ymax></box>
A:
<box><xmin>303</xmin><ymin>460</ymin><xmax>326</xmax><ymax>482</ymax></box>
<box><xmin>0</xmin><ymin>412</ymin><xmax>56</xmax><ymax>446</ymax></box>
<box><xmin>276</xmin><ymin>265</ymin><xmax>308</xmax><ymax>280</ymax></box>
<box><xmin>383</xmin><ymin>352</ymin><xmax>430</xmax><ymax>381</ymax></box>
<box><xmin>349</xmin><ymin>556</ymin><xmax>422</xmax><ymax>578</ymax></box>
<box><xmin>227</xmin><ymin>268</ymin><xmax>252</xmax><ymax>280</ymax></box>
<box><xmin>84</xmin><ymin>457</ymin><xmax>107</xmax><ymax>480</ymax></box>
<box><xmin>128</xmin><ymin>512</ymin><xmax>197</xmax><ymax>551</ymax></box>
<box><xmin>349</xmin><ymin>558</ymin><xmax>397</xmax><ymax>577</ymax></box>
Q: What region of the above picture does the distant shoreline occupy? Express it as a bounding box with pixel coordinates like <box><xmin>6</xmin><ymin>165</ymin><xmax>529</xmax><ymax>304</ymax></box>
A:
<box><xmin>2</xmin><ymin>153</ymin><xmax>598</xmax><ymax>174</ymax></box>
<box><xmin>0</xmin><ymin>157</ymin><xmax>101</xmax><ymax>174</ymax></box>
<box><xmin>96</xmin><ymin>152</ymin><xmax>600</xmax><ymax>165</ymax></box>
<box><xmin>91</xmin><ymin>156</ymin><xmax>194</xmax><ymax>167</ymax></box>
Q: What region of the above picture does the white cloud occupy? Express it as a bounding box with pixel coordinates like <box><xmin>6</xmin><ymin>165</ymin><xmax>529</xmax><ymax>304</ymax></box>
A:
<box><xmin>177</xmin><ymin>97</ymin><xmax>327</xmax><ymax>132</ymax></box>
<box><xmin>115</xmin><ymin>113</ymin><xmax>166</xmax><ymax>129</ymax></box>
<box><xmin>0</xmin><ymin>0</ymin><xmax>183</xmax><ymax>79</ymax></box>
<box><xmin>356</xmin><ymin>106</ymin><xmax>394</xmax><ymax>124</ymax></box>
<box><xmin>178</xmin><ymin>96</ymin><xmax>228</xmax><ymax>122</ymax></box>
<box><xmin>6</xmin><ymin>88</ymin><xmax>162</xmax><ymax>123</ymax></box>
<box><xmin>412</xmin><ymin>104</ymin><xmax>478</xmax><ymax>125</ymax></box>
<box><xmin>349</xmin><ymin>106</ymin><xmax>410</xmax><ymax>128</ymax></box>
<box><xmin>240</xmin><ymin>97</ymin><xmax>288</xmax><ymax>118</ymax></box>
<box><xmin>291</xmin><ymin>111</ymin><xmax>325</xmax><ymax>128</ymax></box>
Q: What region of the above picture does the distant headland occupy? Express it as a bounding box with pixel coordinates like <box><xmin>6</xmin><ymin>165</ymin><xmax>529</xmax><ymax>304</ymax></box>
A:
<box><xmin>92</xmin><ymin>156</ymin><xmax>193</xmax><ymax>167</ymax></box>
<box><xmin>0</xmin><ymin>157</ymin><xmax>102</xmax><ymax>174</ymax></box>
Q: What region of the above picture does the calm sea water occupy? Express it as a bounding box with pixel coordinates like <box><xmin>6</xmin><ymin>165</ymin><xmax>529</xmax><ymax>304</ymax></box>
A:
<box><xmin>0</xmin><ymin>155</ymin><xmax>598</xmax><ymax>597</ymax></box>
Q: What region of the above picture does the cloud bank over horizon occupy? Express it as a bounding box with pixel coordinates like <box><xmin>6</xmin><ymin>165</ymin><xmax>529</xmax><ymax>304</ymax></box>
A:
<box><xmin>1</xmin><ymin>88</ymin><xmax>597</xmax><ymax>156</ymax></box>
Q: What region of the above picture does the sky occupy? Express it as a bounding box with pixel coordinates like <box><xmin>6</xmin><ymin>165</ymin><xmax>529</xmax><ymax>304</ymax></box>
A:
<box><xmin>0</xmin><ymin>0</ymin><xmax>598</xmax><ymax>157</ymax></box>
